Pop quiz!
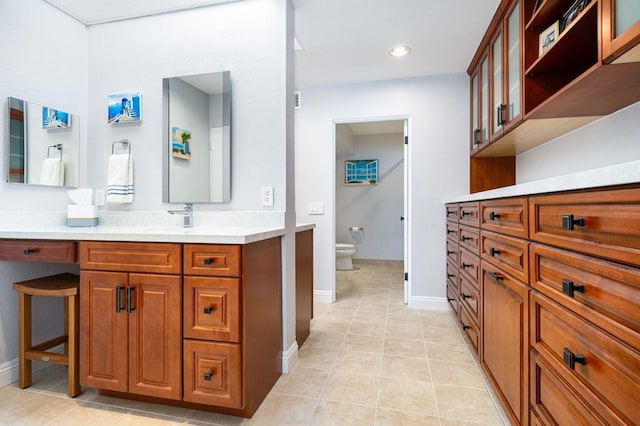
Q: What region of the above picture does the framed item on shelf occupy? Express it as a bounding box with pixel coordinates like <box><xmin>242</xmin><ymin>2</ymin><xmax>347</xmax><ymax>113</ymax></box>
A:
<box><xmin>539</xmin><ymin>20</ymin><xmax>559</xmax><ymax>56</ymax></box>
<box><xmin>560</xmin><ymin>0</ymin><xmax>590</xmax><ymax>32</ymax></box>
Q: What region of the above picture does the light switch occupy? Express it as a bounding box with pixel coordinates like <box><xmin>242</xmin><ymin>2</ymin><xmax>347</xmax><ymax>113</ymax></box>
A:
<box><xmin>308</xmin><ymin>202</ymin><xmax>324</xmax><ymax>215</ymax></box>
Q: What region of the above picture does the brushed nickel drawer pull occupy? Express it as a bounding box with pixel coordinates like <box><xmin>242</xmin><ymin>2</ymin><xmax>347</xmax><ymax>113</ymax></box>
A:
<box><xmin>562</xmin><ymin>214</ymin><xmax>585</xmax><ymax>230</ymax></box>
<box><xmin>562</xmin><ymin>278</ymin><xmax>584</xmax><ymax>298</ymax></box>
<box><xmin>563</xmin><ymin>347</ymin><xmax>586</xmax><ymax>370</ymax></box>
<box><xmin>203</xmin><ymin>305</ymin><xmax>215</xmax><ymax>314</ymax></box>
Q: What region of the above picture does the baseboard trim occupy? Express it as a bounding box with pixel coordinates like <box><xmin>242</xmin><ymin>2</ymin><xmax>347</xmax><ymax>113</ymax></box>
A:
<box><xmin>409</xmin><ymin>296</ymin><xmax>450</xmax><ymax>311</ymax></box>
<box><xmin>0</xmin><ymin>350</ymin><xmax>60</xmax><ymax>388</ymax></box>
<box><xmin>281</xmin><ymin>341</ymin><xmax>298</xmax><ymax>374</ymax></box>
<box><xmin>313</xmin><ymin>290</ymin><xmax>333</xmax><ymax>304</ymax></box>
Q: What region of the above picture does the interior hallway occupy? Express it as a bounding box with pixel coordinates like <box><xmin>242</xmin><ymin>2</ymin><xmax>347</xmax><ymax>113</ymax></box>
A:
<box><xmin>0</xmin><ymin>261</ymin><xmax>506</xmax><ymax>425</ymax></box>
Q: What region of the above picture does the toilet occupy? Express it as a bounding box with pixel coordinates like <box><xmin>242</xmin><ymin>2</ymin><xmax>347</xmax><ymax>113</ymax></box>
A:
<box><xmin>336</xmin><ymin>243</ymin><xmax>357</xmax><ymax>270</ymax></box>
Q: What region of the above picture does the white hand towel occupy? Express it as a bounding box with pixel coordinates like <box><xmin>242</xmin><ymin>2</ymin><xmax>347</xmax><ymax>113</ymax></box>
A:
<box><xmin>40</xmin><ymin>158</ymin><xmax>64</xmax><ymax>186</ymax></box>
<box><xmin>106</xmin><ymin>154</ymin><xmax>134</xmax><ymax>203</ymax></box>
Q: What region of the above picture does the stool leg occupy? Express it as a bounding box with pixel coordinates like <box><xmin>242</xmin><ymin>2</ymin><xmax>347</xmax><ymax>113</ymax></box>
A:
<box><xmin>67</xmin><ymin>294</ymin><xmax>80</xmax><ymax>397</ymax></box>
<box><xmin>17</xmin><ymin>293</ymin><xmax>32</xmax><ymax>389</ymax></box>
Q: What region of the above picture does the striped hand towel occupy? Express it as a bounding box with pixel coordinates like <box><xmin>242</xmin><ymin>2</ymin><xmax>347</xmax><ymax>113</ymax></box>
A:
<box><xmin>106</xmin><ymin>154</ymin><xmax>134</xmax><ymax>203</ymax></box>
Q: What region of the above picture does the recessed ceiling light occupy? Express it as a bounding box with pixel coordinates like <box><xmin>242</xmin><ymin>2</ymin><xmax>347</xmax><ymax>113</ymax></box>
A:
<box><xmin>389</xmin><ymin>46</ymin><xmax>411</xmax><ymax>57</ymax></box>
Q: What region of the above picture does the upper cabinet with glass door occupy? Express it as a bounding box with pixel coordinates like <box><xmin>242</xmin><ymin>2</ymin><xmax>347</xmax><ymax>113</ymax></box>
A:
<box><xmin>469</xmin><ymin>54</ymin><xmax>490</xmax><ymax>155</ymax></box>
<box><xmin>602</xmin><ymin>0</ymin><xmax>640</xmax><ymax>63</ymax></box>
<box><xmin>490</xmin><ymin>1</ymin><xmax>522</xmax><ymax>141</ymax></box>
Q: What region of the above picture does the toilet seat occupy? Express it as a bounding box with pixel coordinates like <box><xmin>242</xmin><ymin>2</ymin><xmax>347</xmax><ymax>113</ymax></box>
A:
<box><xmin>336</xmin><ymin>243</ymin><xmax>356</xmax><ymax>251</ymax></box>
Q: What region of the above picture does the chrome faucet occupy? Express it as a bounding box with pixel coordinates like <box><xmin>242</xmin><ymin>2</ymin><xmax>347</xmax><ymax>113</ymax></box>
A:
<box><xmin>168</xmin><ymin>203</ymin><xmax>194</xmax><ymax>228</ymax></box>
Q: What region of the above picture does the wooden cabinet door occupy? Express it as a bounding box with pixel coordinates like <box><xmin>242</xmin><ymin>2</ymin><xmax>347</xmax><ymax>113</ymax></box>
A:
<box><xmin>128</xmin><ymin>274</ymin><xmax>182</xmax><ymax>400</ymax></box>
<box><xmin>481</xmin><ymin>263</ymin><xmax>529</xmax><ymax>426</ymax></box>
<box><xmin>80</xmin><ymin>270</ymin><xmax>129</xmax><ymax>392</ymax></box>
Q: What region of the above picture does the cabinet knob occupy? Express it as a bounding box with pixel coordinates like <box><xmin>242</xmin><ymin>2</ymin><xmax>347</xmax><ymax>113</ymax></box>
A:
<box><xmin>203</xmin><ymin>371</ymin><xmax>214</xmax><ymax>381</ymax></box>
<box><xmin>461</xmin><ymin>236</ymin><xmax>471</xmax><ymax>242</ymax></box>
<box><xmin>447</xmin><ymin>250</ymin><xmax>455</xmax><ymax>255</ymax></box>
<box><xmin>562</xmin><ymin>214</ymin><xmax>585</xmax><ymax>230</ymax></box>
<box><xmin>497</xmin><ymin>104</ymin><xmax>506</xmax><ymax>126</ymax></box>
<box><xmin>447</xmin><ymin>229</ymin><xmax>455</xmax><ymax>235</ymax></box>
<box><xmin>447</xmin><ymin>297</ymin><xmax>455</xmax><ymax>302</ymax></box>
<box><xmin>489</xmin><ymin>211</ymin><xmax>501</xmax><ymax>220</ymax></box>
<box><xmin>562</xmin><ymin>278</ymin><xmax>584</xmax><ymax>298</ymax></box>
<box><xmin>462</xmin><ymin>324</ymin><xmax>471</xmax><ymax>331</ymax></box>
<box><xmin>461</xmin><ymin>293</ymin><xmax>471</xmax><ymax>300</ymax></box>
<box><xmin>563</xmin><ymin>348</ymin><xmax>586</xmax><ymax>370</ymax></box>
<box><xmin>489</xmin><ymin>247</ymin><xmax>500</xmax><ymax>257</ymax></box>
<box><xmin>473</xmin><ymin>128</ymin><xmax>481</xmax><ymax>146</ymax></box>
<box><xmin>461</xmin><ymin>211</ymin><xmax>472</xmax><ymax>217</ymax></box>
<box><xmin>461</xmin><ymin>263</ymin><xmax>471</xmax><ymax>269</ymax></box>
<box><xmin>447</xmin><ymin>273</ymin><xmax>455</xmax><ymax>279</ymax></box>
<box><xmin>203</xmin><ymin>305</ymin><xmax>215</xmax><ymax>315</ymax></box>
<box><xmin>23</xmin><ymin>248</ymin><xmax>35</xmax><ymax>255</ymax></box>
<box><xmin>203</xmin><ymin>257</ymin><xmax>213</xmax><ymax>265</ymax></box>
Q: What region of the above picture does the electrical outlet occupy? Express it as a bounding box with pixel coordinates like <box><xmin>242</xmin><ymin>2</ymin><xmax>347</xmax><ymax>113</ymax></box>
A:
<box><xmin>261</xmin><ymin>186</ymin><xmax>274</xmax><ymax>207</ymax></box>
<box><xmin>95</xmin><ymin>189</ymin><xmax>105</xmax><ymax>206</ymax></box>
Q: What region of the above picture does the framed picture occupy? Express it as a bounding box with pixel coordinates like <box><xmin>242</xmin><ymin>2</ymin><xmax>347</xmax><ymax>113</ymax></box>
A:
<box><xmin>539</xmin><ymin>20</ymin><xmax>559</xmax><ymax>56</ymax></box>
<box><xmin>345</xmin><ymin>159</ymin><xmax>378</xmax><ymax>185</ymax></box>
<box><xmin>108</xmin><ymin>92</ymin><xmax>141</xmax><ymax>124</ymax></box>
<box><xmin>42</xmin><ymin>106</ymin><xmax>71</xmax><ymax>129</ymax></box>
<box><xmin>560</xmin><ymin>0</ymin><xmax>590</xmax><ymax>32</ymax></box>
<box><xmin>171</xmin><ymin>127</ymin><xmax>191</xmax><ymax>160</ymax></box>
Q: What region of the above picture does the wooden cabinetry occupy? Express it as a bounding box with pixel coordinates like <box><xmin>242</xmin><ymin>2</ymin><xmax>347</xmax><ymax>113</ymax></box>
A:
<box><xmin>295</xmin><ymin>229</ymin><xmax>314</xmax><ymax>347</ymax></box>
<box><xmin>602</xmin><ymin>0</ymin><xmax>640</xmax><ymax>63</ymax></box>
<box><xmin>183</xmin><ymin>238</ymin><xmax>282</xmax><ymax>417</ymax></box>
<box><xmin>0</xmin><ymin>239</ymin><xmax>76</xmax><ymax>263</ymax></box>
<box><xmin>468</xmin><ymin>0</ymin><xmax>640</xmax><ymax>192</ymax></box>
<box><xmin>447</xmin><ymin>186</ymin><xmax>640</xmax><ymax>425</ymax></box>
<box><xmin>79</xmin><ymin>242</ymin><xmax>182</xmax><ymax>400</ymax></box>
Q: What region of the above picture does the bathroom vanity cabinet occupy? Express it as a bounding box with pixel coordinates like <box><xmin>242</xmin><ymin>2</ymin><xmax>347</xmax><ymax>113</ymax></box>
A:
<box><xmin>77</xmin><ymin>238</ymin><xmax>282</xmax><ymax>417</ymax></box>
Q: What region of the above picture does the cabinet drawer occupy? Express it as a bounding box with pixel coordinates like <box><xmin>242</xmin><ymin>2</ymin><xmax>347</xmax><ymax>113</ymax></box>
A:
<box><xmin>446</xmin><ymin>221</ymin><xmax>459</xmax><ymax>242</ymax></box>
<box><xmin>459</xmin><ymin>304</ymin><xmax>479</xmax><ymax>355</ymax></box>
<box><xmin>446</xmin><ymin>203</ymin><xmax>458</xmax><ymax>222</ymax></box>
<box><xmin>184</xmin><ymin>244</ymin><xmax>241</xmax><ymax>277</ymax></box>
<box><xmin>446</xmin><ymin>281</ymin><xmax>458</xmax><ymax>314</ymax></box>
<box><xmin>459</xmin><ymin>225</ymin><xmax>480</xmax><ymax>255</ymax></box>
<box><xmin>79</xmin><ymin>241</ymin><xmax>181</xmax><ymax>274</ymax></box>
<box><xmin>184</xmin><ymin>276</ymin><xmax>241</xmax><ymax>342</ymax></box>
<box><xmin>459</xmin><ymin>247</ymin><xmax>480</xmax><ymax>284</ymax></box>
<box><xmin>446</xmin><ymin>260</ymin><xmax>458</xmax><ymax>289</ymax></box>
<box><xmin>529</xmin><ymin>187</ymin><xmax>640</xmax><ymax>267</ymax></box>
<box><xmin>458</xmin><ymin>202</ymin><xmax>480</xmax><ymax>227</ymax></box>
<box><xmin>459</xmin><ymin>274</ymin><xmax>479</xmax><ymax>321</ymax></box>
<box><xmin>183</xmin><ymin>340</ymin><xmax>242</xmax><ymax>408</ymax></box>
<box><xmin>531</xmin><ymin>350</ymin><xmax>625</xmax><ymax>426</ymax></box>
<box><xmin>481</xmin><ymin>197</ymin><xmax>528</xmax><ymax>239</ymax></box>
<box><xmin>531</xmin><ymin>292</ymin><xmax>640</xmax><ymax>424</ymax></box>
<box><xmin>530</xmin><ymin>243</ymin><xmax>640</xmax><ymax>351</ymax></box>
<box><xmin>446</xmin><ymin>239</ymin><xmax>458</xmax><ymax>264</ymax></box>
<box><xmin>0</xmin><ymin>239</ymin><xmax>76</xmax><ymax>263</ymax></box>
<box><xmin>481</xmin><ymin>230</ymin><xmax>529</xmax><ymax>283</ymax></box>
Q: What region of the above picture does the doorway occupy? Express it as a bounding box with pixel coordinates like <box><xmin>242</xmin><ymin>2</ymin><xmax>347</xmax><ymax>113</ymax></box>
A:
<box><xmin>333</xmin><ymin>117</ymin><xmax>410</xmax><ymax>304</ymax></box>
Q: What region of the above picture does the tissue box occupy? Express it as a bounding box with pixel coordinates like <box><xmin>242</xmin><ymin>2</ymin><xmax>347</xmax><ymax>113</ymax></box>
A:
<box><xmin>67</xmin><ymin>205</ymin><xmax>98</xmax><ymax>227</ymax></box>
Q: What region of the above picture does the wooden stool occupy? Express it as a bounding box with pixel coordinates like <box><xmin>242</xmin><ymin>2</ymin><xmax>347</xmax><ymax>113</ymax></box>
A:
<box><xmin>12</xmin><ymin>273</ymin><xmax>80</xmax><ymax>397</ymax></box>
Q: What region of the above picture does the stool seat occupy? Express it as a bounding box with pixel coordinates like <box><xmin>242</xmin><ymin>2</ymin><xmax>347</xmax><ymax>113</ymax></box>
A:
<box><xmin>13</xmin><ymin>273</ymin><xmax>79</xmax><ymax>297</ymax></box>
<box><xmin>12</xmin><ymin>273</ymin><xmax>80</xmax><ymax>397</ymax></box>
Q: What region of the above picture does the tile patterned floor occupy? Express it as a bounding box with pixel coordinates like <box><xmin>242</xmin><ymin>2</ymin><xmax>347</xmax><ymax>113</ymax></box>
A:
<box><xmin>0</xmin><ymin>261</ymin><xmax>506</xmax><ymax>425</ymax></box>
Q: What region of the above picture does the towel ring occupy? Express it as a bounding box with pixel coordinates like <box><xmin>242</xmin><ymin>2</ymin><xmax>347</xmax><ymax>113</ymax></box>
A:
<box><xmin>112</xmin><ymin>139</ymin><xmax>131</xmax><ymax>155</ymax></box>
<box><xmin>47</xmin><ymin>144</ymin><xmax>63</xmax><ymax>160</ymax></box>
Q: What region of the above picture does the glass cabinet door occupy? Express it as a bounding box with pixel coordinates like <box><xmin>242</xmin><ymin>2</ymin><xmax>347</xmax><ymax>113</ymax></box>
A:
<box><xmin>492</xmin><ymin>31</ymin><xmax>503</xmax><ymax>136</ymax></box>
<box><xmin>471</xmin><ymin>72</ymin><xmax>479</xmax><ymax>148</ymax></box>
<box><xmin>603</xmin><ymin>0</ymin><xmax>640</xmax><ymax>62</ymax></box>
<box><xmin>481</xmin><ymin>56</ymin><xmax>489</xmax><ymax>142</ymax></box>
<box><xmin>507</xmin><ymin>2</ymin><xmax>520</xmax><ymax>122</ymax></box>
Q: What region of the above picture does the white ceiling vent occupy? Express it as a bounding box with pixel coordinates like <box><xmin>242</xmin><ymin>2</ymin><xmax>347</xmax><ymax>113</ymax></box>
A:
<box><xmin>294</xmin><ymin>91</ymin><xmax>301</xmax><ymax>109</ymax></box>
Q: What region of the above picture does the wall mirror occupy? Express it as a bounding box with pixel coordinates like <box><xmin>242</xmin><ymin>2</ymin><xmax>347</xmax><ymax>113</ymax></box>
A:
<box><xmin>162</xmin><ymin>71</ymin><xmax>231</xmax><ymax>203</ymax></box>
<box><xmin>5</xmin><ymin>96</ymin><xmax>80</xmax><ymax>187</ymax></box>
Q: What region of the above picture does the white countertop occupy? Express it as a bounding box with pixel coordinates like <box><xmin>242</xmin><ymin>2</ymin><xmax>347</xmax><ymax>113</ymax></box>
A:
<box><xmin>444</xmin><ymin>160</ymin><xmax>640</xmax><ymax>203</ymax></box>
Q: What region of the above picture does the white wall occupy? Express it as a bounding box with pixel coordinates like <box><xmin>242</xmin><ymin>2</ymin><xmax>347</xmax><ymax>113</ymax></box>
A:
<box><xmin>86</xmin><ymin>0</ymin><xmax>289</xmax><ymax>212</ymax></box>
<box><xmin>517</xmin><ymin>101</ymin><xmax>640</xmax><ymax>182</ymax></box>
<box><xmin>296</xmin><ymin>74</ymin><xmax>470</xmax><ymax>306</ymax></box>
<box><xmin>336</xmin><ymin>130</ymin><xmax>404</xmax><ymax>261</ymax></box>
<box><xmin>0</xmin><ymin>0</ymin><xmax>87</xmax><ymax>369</ymax></box>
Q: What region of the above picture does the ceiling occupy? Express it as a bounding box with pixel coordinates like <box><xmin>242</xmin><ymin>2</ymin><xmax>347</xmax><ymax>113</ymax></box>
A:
<box><xmin>44</xmin><ymin>0</ymin><xmax>500</xmax><ymax>90</ymax></box>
